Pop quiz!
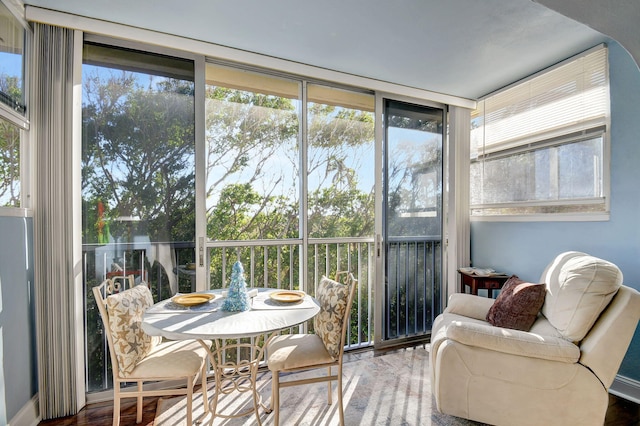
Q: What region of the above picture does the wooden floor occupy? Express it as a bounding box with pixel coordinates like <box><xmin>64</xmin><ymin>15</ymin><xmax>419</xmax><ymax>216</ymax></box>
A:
<box><xmin>38</xmin><ymin>397</ymin><xmax>159</xmax><ymax>426</ymax></box>
<box><xmin>37</xmin><ymin>388</ymin><xmax>640</xmax><ymax>426</ymax></box>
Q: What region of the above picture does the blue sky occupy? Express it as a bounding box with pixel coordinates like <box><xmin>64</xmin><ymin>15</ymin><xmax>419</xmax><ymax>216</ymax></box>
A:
<box><xmin>0</xmin><ymin>52</ymin><xmax>23</xmax><ymax>79</ymax></box>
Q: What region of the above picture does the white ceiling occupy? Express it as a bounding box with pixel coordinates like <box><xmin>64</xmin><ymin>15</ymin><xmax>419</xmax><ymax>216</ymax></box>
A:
<box><xmin>22</xmin><ymin>0</ymin><xmax>614</xmax><ymax>100</ymax></box>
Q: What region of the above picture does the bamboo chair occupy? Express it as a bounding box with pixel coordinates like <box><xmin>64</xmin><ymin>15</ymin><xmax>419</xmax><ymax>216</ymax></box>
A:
<box><xmin>93</xmin><ymin>276</ymin><xmax>210</xmax><ymax>426</ymax></box>
<box><xmin>266</xmin><ymin>271</ymin><xmax>357</xmax><ymax>426</ymax></box>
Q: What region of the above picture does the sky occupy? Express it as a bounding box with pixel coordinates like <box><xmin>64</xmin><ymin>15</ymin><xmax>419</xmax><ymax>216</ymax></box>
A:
<box><xmin>0</xmin><ymin>52</ymin><xmax>22</xmax><ymax>79</ymax></box>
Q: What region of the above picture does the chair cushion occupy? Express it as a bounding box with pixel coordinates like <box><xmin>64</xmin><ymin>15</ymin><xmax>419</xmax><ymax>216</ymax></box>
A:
<box><xmin>541</xmin><ymin>253</ymin><xmax>623</xmax><ymax>342</ymax></box>
<box><xmin>313</xmin><ymin>276</ymin><xmax>350</xmax><ymax>359</ymax></box>
<box><xmin>106</xmin><ymin>284</ymin><xmax>160</xmax><ymax>375</ymax></box>
<box><xmin>127</xmin><ymin>339</ymin><xmax>210</xmax><ymax>379</ymax></box>
<box><xmin>486</xmin><ymin>275</ymin><xmax>546</xmax><ymax>331</ymax></box>
<box><xmin>267</xmin><ymin>334</ymin><xmax>334</xmax><ymax>371</ymax></box>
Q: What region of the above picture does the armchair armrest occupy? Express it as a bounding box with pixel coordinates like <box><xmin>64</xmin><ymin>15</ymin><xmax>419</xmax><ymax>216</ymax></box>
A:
<box><xmin>445</xmin><ymin>320</ymin><xmax>580</xmax><ymax>363</ymax></box>
<box><xmin>445</xmin><ymin>293</ymin><xmax>495</xmax><ymax>320</ymax></box>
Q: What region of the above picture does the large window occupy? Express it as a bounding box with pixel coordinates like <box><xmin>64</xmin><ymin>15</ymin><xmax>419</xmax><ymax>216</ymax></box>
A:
<box><xmin>204</xmin><ymin>63</ymin><xmax>301</xmax><ymax>241</ymax></box>
<box><xmin>306</xmin><ymin>83</ymin><xmax>375</xmax><ymax>238</ymax></box>
<box><xmin>204</xmin><ymin>63</ymin><xmax>376</xmax><ymax>298</ymax></box>
<box><xmin>0</xmin><ymin>0</ymin><xmax>27</xmax><ymax>209</ymax></box>
<box><xmin>470</xmin><ymin>45</ymin><xmax>609</xmax><ymax>218</ymax></box>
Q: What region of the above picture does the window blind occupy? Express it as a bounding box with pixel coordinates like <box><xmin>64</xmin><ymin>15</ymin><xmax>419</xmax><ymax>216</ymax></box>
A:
<box><xmin>471</xmin><ymin>45</ymin><xmax>609</xmax><ymax>158</ymax></box>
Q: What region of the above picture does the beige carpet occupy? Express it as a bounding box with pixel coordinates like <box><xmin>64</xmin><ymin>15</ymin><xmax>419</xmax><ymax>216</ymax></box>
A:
<box><xmin>154</xmin><ymin>346</ymin><xmax>483</xmax><ymax>425</ymax></box>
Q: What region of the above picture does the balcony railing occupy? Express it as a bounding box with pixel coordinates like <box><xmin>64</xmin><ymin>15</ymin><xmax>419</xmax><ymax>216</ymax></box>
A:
<box><xmin>83</xmin><ymin>236</ymin><xmax>440</xmax><ymax>393</ymax></box>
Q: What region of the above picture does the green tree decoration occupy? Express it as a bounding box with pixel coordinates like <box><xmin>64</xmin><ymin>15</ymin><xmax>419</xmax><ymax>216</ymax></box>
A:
<box><xmin>222</xmin><ymin>261</ymin><xmax>250</xmax><ymax>311</ymax></box>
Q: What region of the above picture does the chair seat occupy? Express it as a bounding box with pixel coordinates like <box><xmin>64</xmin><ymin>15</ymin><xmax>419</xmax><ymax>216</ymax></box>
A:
<box><xmin>267</xmin><ymin>334</ymin><xmax>334</xmax><ymax>371</ymax></box>
<box><xmin>124</xmin><ymin>339</ymin><xmax>211</xmax><ymax>380</ymax></box>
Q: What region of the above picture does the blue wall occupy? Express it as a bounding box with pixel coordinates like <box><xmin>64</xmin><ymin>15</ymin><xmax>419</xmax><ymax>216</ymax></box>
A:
<box><xmin>0</xmin><ymin>216</ymin><xmax>36</xmax><ymax>423</ymax></box>
<box><xmin>470</xmin><ymin>41</ymin><xmax>640</xmax><ymax>381</ymax></box>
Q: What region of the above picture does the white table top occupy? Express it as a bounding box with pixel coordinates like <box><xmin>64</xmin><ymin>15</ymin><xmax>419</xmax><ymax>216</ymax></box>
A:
<box><xmin>142</xmin><ymin>288</ymin><xmax>320</xmax><ymax>340</ymax></box>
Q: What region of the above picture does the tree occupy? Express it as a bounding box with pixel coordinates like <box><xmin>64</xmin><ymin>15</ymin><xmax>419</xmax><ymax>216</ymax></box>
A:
<box><xmin>0</xmin><ymin>74</ymin><xmax>21</xmax><ymax>207</ymax></box>
<box><xmin>82</xmin><ymin>69</ymin><xmax>195</xmax><ymax>244</ymax></box>
<box><xmin>82</xmin><ymin>69</ymin><xmax>377</xmax><ymax>388</ymax></box>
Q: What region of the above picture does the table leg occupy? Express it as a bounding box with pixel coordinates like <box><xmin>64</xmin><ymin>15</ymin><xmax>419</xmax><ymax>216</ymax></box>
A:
<box><xmin>199</xmin><ymin>336</ymin><xmax>269</xmax><ymax>425</ymax></box>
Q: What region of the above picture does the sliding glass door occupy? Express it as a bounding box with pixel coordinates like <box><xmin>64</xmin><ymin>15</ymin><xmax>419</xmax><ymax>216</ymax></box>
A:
<box><xmin>202</xmin><ymin>63</ymin><xmax>376</xmax><ymax>345</ymax></box>
<box><xmin>81</xmin><ymin>43</ymin><xmax>196</xmax><ymax>392</ymax></box>
<box><xmin>381</xmin><ymin>99</ymin><xmax>444</xmax><ymax>344</ymax></box>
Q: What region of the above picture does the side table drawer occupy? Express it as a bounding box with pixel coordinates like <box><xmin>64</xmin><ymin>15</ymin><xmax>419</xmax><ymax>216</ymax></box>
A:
<box><xmin>459</xmin><ymin>271</ymin><xmax>510</xmax><ymax>298</ymax></box>
<box><xmin>483</xmin><ymin>279</ymin><xmax>504</xmax><ymax>289</ymax></box>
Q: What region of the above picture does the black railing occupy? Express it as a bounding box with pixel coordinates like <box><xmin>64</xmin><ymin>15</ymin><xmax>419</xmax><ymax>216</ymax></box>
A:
<box><xmin>385</xmin><ymin>238</ymin><xmax>442</xmax><ymax>340</ymax></box>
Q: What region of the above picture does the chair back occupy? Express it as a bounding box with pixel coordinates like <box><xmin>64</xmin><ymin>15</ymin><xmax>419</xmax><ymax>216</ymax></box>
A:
<box><xmin>92</xmin><ymin>276</ymin><xmax>159</xmax><ymax>377</ymax></box>
<box><xmin>578</xmin><ymin>284</ymin><xmax>640</xmax><ymax>388</ymax></box>
<box><xmin>93</xmin><ymin>277</ymin><xmax>134</xmax><ymax>379</ymax></box>
<box><xmin>313</xmin><ymin>272</ymin><xmax>357</xmax><ymax>360</ymax></box>
<box><xmin>335</xmin><ymin>272</ymin><xmax>357</xmax><ymax>359</ymax></box>
<box><xmin>540</xmin><ymin>251</ymin><xmax>623</xmax><ymax>342</ymax></box>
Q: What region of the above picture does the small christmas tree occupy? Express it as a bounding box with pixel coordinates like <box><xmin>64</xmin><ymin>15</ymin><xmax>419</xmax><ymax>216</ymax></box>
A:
<box><xmin>222</xmin><ymin>261</ymin><xmax>250</xmax><ymax>311</ymax></box>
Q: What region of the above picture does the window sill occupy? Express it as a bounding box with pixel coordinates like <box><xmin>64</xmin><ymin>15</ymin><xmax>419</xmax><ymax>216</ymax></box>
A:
<box><xmin>470</xmin><ymin>212</ymin><xmax>610</xmax><ymax>222</ymax></box>
<box><xmin>0</xmin><ymin>207</ymin><xmax>33</xmax><ymax>218</ymax></box>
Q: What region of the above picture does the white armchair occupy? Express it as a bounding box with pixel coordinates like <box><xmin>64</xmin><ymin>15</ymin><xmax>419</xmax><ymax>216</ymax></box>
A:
<box><xmin>431</xmin><ymin>251</ymin><xmax>640</xmax><ymax>426</ymax></box>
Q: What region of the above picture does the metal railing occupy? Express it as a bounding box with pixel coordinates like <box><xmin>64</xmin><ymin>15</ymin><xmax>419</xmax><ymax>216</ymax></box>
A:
<box><xmin>206</xmin><ymin>237</ymin><xmax>375</xmax><ymax>349</ymax></box>
<box><xmin>385</xmin><ymin>237</ymin><xmax>442</xmax><ymax>341</ymax></box>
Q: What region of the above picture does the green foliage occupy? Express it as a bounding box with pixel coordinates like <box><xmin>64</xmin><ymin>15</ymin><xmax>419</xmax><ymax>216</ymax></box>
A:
<box><xmin>0</xmin><ymin>74</ymin><xmax>21</xmax><ymax>207</ymax></box>
<box><xmin>82</xmin><ymin>70</ymin><xmax>195</xmax><ymax>243</ymax></box>
<box><xmin>82</xmin><ymin>69</ymin><xmax>379</xmax><ymax>390</ymax></box>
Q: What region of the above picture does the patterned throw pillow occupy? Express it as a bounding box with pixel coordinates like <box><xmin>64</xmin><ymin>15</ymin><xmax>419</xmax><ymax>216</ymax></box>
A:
<box><xmin>486</xmin><ymin>275</ymin><xmax>546</xmax><ymax>332</ymax></box>
<box><xmin>106</xmin><ymin>284</ymin><xmax>159</xmax><ymax>376</ymax></box>
<box><xmin>313</xmin><ymin>276</ymin><xmax>350</xmax><ymax>360</ymax></box>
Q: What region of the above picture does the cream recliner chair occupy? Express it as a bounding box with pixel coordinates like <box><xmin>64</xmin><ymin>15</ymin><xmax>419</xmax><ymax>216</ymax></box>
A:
<box><xmin>431</xmin><ymin>251</ymin><xmax>640</xmax><ymax>426</ymax></box>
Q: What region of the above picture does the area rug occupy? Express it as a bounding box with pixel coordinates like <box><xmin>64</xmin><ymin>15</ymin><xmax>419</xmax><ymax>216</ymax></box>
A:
<box><xmin>154</xmin><ymin>346</ymin><xmax>484</xmax><ymax>425</ymax></box>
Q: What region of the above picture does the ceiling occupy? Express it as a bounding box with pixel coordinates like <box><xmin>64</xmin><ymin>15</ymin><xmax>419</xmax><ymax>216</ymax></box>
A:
<box><xmin>21</xmin><ymin>0</ymin><xmax>618</xmax><ymax>100</ymax></box>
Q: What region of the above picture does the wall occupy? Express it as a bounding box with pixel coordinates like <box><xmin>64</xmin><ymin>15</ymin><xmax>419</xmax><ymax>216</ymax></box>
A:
<box><xmin>0</xmin><ymin>216</ymin><xmax>36</xmax><ymax>423</ymax></box>
<box><xmin>470</xmin><ymin>40</ymin><xmax>640</xmax><ymax>383</ymax></box>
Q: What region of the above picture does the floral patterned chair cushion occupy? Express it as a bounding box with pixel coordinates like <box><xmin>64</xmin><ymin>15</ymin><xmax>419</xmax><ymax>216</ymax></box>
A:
<box><xmin>106</xmin><ymin>284</ymin><xmax>160</xmax><ymax>376</ymax></box>
<box><xmin>313</xmin><ymin>275</ymin><xmax>350</xmax><ymax>360</ymax></box>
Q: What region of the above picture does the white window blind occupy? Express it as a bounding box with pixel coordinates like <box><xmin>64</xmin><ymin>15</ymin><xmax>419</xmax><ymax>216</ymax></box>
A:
<box><xmin>471</xmin><ymin>45</ymin><xmax>609</xmax><ymax>158</ymax></box>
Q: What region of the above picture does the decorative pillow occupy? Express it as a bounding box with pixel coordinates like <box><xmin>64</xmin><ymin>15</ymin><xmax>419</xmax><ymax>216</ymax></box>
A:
<box><xmin>541</xmin><ymin>253</ymin><xmax>622</xmax><ymax>342</ymax></box>
<box><xmin>106</xmin><ymin>284</ymin><xmax>159</xmax><ymax>376</ymax></box>
<box><xmin>313</xmin><ymin>276</ymin><xmax>350</xmax><ymax>360</ymax></box>
<box><xmin>486</xmin><ymin>275</ymin><xmax>546</xmax><ymax>331</ymax></box>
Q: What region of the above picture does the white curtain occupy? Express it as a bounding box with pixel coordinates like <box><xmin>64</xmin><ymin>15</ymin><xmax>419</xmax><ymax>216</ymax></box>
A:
<box><xmin>32</xmin><ymin>23</ymin><xmax>79</xmax><ymax>420</ymax></box>
<box><xmin>447</xmin><ymin>106</ymin><xmax>471</xmax><ymax>300</ymax></box>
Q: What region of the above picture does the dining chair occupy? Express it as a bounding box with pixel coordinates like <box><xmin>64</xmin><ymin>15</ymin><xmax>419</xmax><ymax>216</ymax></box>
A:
<box><xmin>92</xmin><ymin>276</ymin><xmax>210</xmax><ymax>426</ymax></box>
<box><xmin>266</xmin><ymin>271</ymin><xmax>357</xmax><ymax>426</ymax></box>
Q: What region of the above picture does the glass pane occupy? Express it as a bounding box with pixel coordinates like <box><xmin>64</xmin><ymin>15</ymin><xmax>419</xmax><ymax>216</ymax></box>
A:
<box><xmin>0</xmin><ymin>3</ymin><xmax>25</xmax><ymax>115</ymax></box>
<box><xmin>558</xmin><ymin>137</ymin><xmax>603</xmax><ymax>198</ymax></box>
<box><xmin>0</xmin><ymin>117</ymin><xmax>20</xmax><ymax>207</ymax></box>
<box><xmin>384</xmin><ymin>100</ymin><xmax>444</xmax><ymax>342</ymax></box>
<box><xmin>205</xmin><ymin>64</ymin><xmax>300</xmax><ymax>241</ymax></box>
<box><xmin>307</xmin><ymin>84</ymin><xmax>374</xmax><ymax>238</ymax></box>
<box><xmin>470</xmin><ymin>136</ymin><xmax>604</xmax><ymax>209</ymax></box>
<box><xmin>82</xmin><ymin>44</ymin><xmax>195</xmax><ymax>392</ymax></box>
<box><xmin>386</xmin><ymin>101</ymin><xmax>443</xmax><ymax>238</ymax></box>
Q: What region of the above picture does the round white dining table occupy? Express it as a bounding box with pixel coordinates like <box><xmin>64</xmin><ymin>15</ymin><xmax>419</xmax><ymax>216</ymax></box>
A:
<box><xmin>141</xmin><ymin>288</ymin><xmax>320</xmax><ymax>425</ymax></box>
<box><xmin>142</xmin><ymin>288</ymin><xmax>319</xmax><ymax>339</ymax></box>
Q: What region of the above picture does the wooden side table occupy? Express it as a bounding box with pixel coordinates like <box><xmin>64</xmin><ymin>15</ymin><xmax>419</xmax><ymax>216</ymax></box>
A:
<box><xmin>458</xmin><ymin>271</ymin><xmax>510</xmax><ymax>298</ymax></box>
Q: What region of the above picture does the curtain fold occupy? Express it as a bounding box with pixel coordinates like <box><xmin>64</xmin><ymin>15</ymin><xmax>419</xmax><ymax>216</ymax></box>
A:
<box><xmin>447</xmin><ymin>106</ymin><xmax>471</xmax><ymax>299</ymax></box>
<box><xmin>32</xmin><ymin>23</ymin><xmax>78</xmax><ymax>420</ymax></box>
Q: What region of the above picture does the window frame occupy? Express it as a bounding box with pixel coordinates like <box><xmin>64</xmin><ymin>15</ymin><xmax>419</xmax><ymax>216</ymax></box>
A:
<box><xmin>0</xmin><ymin>0</ymin><xmax>31</xmax><ymax>215</ymax></box>
<box><xmin>470</xmin><ymin>45</ymin><xmax>611</xmax><ymax>222</ymax></box>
